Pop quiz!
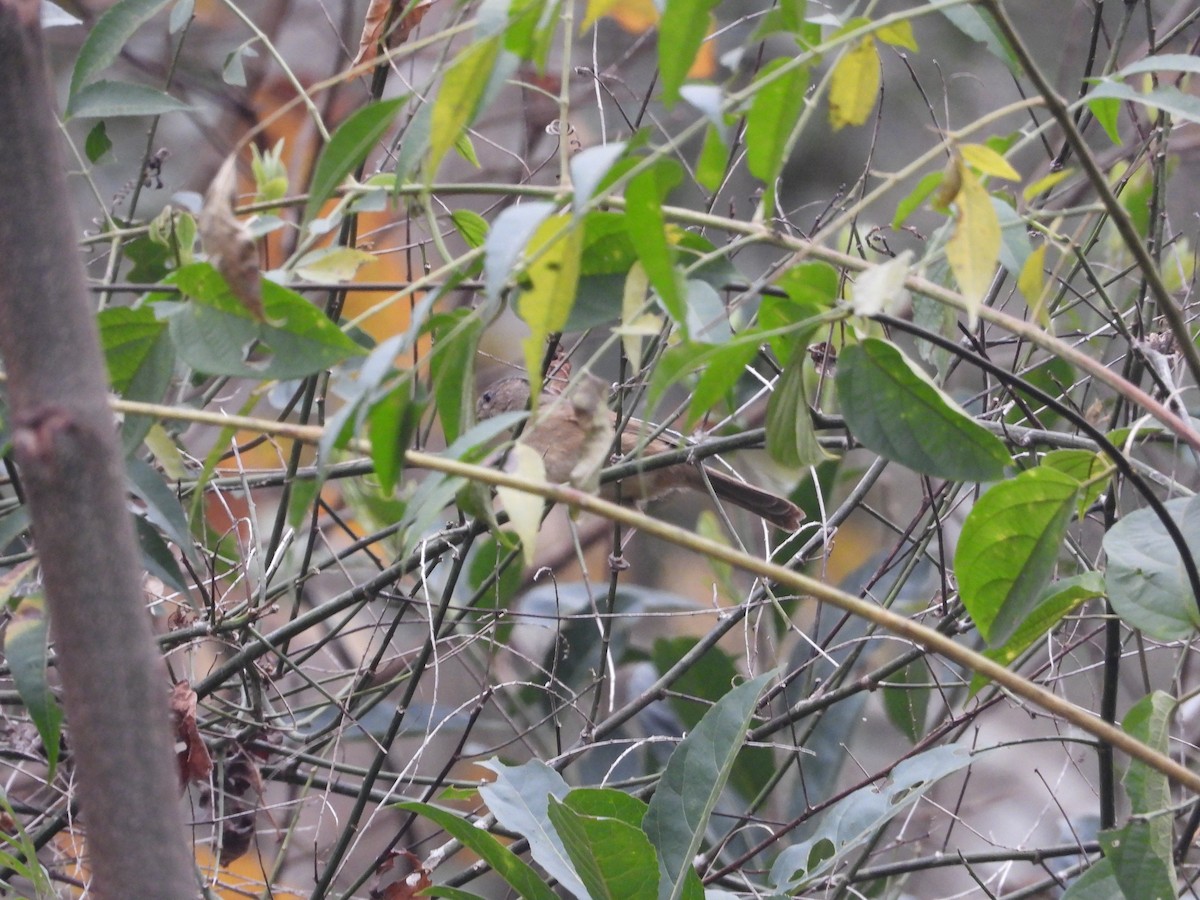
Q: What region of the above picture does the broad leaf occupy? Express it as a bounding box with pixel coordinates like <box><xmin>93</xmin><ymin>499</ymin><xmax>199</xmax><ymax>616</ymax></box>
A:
<box><xmin>969</xmin><ymin>571</ymin><xmax>1106</xmax><ymax>694</ymax></box>
<box><xmin>154</xmin><ymin>263</ymin><xmax>363</xmax><ymax>379</ymax></box>
<box><xmin>625</xmin><ymin>159</ymin><xmax>685</xmax><ymax>326</ymax></box>
<box><xmin>770</xmin><ymin>744</ymin><xmax>973</xmax><ymax>891</ymax></box>
<box><xmin>428</xmin><ymin>36</ymin><xmax>502</xmax><ymax>183</ymax></box>
<box><xmin>478</xmin><ymin>759</ymin><xmax>586</xmax><ymax>900</ymax></box>
<box><xmin>546</xmin><ymin>797</ymin><xmax>659</xmax><ymax>900</ymax></box>
<box><xmin>746</xmin><ymin>59</ymin><xmax>808</xmax><ymax>189</ymax></box>
<box><xmin>955</xmin><ymin>466</ymin><xmax>1080</xmax><ymax>645</ymax></box>
<box><xmin>836</xmin><ymin>337</ymin><xmax>1012</xmax><ymax>481</ymax></box>
<box><xmin>304</xmin><ymin>96</ymin><xmax>407</xmax><ymax>224</ymax></box>
<box><xmin>69</xmin><ymin>0</ymin><xmax>173</xmax><ymax>97</ymax></box>
<box><xmin>658</xmin><ymin>0</ymin><xmax>721</xmax><ymax>106</ymax></box>
<box><xmin>1103</xmin><ymin>496</ymin><xmax>1200</xmax><ymax>640</ymax></box>
<box><xmin>66</xmin><ymin>80</ymin><xmax>190</xmax><ymax>119</ymax></box>
<box><xmin>643</xmin><ymin>671</ymin><xmax>774</xmax><ymax>900</ymax></box>
<box><xmin>395</xmin><ymin>801</ymin><xmax>558</xmax><ymax>900</ymax></box>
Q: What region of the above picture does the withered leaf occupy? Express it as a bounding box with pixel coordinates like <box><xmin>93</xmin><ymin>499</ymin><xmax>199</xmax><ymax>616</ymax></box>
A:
<box><xmin>169</xmin><ymin>680</ymin><xmax>212</xmax><ymax>788</ymax></box>
<box><xmin>353</xmin><ymin>0</ymin><xmax>435</xmax><ymax>68</ymax></box>
<box><xmin>198</xmin><ymin>153</ymin><xmax>265</xmax><ymax>321</ymax></box>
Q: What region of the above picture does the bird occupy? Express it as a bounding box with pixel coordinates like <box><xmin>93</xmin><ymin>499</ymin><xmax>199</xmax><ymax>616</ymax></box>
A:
<box><xmin>476</xmin><ymin>375</ymin><xmax>804</xmax><ymax>530</ymax></box>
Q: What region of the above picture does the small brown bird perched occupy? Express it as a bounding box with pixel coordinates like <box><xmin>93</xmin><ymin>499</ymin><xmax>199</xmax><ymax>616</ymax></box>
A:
<box><xmin>476</xmin><ymin>375</ymin><xmax>804</xmax><ymax>530</ymax></box>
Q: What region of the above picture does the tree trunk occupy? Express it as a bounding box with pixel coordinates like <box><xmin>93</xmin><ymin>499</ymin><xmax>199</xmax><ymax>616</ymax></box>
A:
<box><xmin>0</xmin><ymin>2</ymin><xmax>196</xmax><ymax>896</ymax></box>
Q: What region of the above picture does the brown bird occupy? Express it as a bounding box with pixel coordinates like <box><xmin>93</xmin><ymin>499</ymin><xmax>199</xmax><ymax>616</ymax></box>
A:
<box><xmin>476</xmin><ymin>375</ymin><xmax>804</xmax><ymax>531</ymax></box>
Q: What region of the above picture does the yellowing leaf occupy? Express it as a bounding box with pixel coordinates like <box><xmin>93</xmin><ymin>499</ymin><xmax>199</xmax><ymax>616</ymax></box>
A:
<box><xmin>959</xmin><ymin>143</ymin><xmax>1020</xmax><ymax>181</ymax></box>
<box><xmin>1023</xmin><ymin>168</ymin><xmax>1074</xmax><ymax>202</ymax></box>
<box><xmin>428</xmin><ymin>35</ymin><xmax>501</xmax><ymax>185</ymax></box>
<box><xmin>517</xmin><ymin>214</ymin><xmax>584</xmax><ymax>388</ymax></box>
<box><xmin>1018</xmin><ymin>243</ymin><xmax>1049</xmax><ymax>328</ymax></box>
<box><xmin>946</xmin><ymin>167</ymin><xmax>1001</xmax><ymax>327</ymax></box>
<box><xmin>618</xmin><ymin>261</ymin><xmax>657</xmax><ymax>376</ymax></box>
<box><xmin>829</xmin><ymin>36</ymin><xmax>880</xmax><ymax>130</ymax></box>
<box><xmin>497</xmin><ymin>444</ymin><xmax>546</xmax><ymax>566</ymax></box>
<box><xmin>877</xmin><ymin>20</ymin><xmax>919</xmax><ymax>51</ymax></box>
<box><xmin>293</xmin><ymin>247</ymin><xmax>376</xmax><ymax>282</ymax></box>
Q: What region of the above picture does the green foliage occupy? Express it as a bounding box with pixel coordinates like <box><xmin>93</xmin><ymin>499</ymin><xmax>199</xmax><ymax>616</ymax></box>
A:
<box><xmin>22</xmin><ymin>1</ymin><xmax>1200</xmax><ymax>895</ymax></box>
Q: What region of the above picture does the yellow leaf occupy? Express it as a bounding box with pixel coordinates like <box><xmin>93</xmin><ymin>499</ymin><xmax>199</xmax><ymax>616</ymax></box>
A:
<box><xmin>582</xmin><ymin>0</ymin><xmax>623</xmax><ymax>31</ymax></box>
<box><xmin>1023</xmin><ymin>168</ymin><xmax>1074</xmax><ymax>203</ymax></box>
<box><xmin>946</xmin><ymin>167</ymin><xmax>1000</xmax><ymax>327</ymax></box>
<box><xmin>829</xmin><ymin>36</ymin><xmax>880</xmax><ymax>130</ymax></box>
<box><xmin>959</xmin><ymin>143</ymin><xmax>1020</xmax><ymax>181</ymax></box>
<box><xmin>517</xmin><ymin>214</ymin><xmax>584</xmax><ymax>390</ymax></box>
<box><xmin>876</xmin><ymin>20</ymin><xmax>918</xmax><ymax>51</ymax></box>
<box><xmin>293</xmin><ymin>247</ymin><xmax>376</xmax><ymax>282</ymax></box>
<box><xmin>1018</xmin><ymin>243</ymin><xmax>1050</xmax><ymax>328</ymax></box>
<box><xmin>496</xmin><ymin>444</ymin><xmax>546</xmax><ymax>566</ymax></box>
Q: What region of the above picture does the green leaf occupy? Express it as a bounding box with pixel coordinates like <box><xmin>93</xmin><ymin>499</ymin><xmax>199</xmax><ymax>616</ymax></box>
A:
<box><xmin>428</xmin><ymin>36</ymin><xmax>502</xmax><ymax>184</ymax></box>
<box><xmin>565</xmin><ymin>788</ymin><xmax>648</xmax><ymax>827</ymax></box>
<box><xmin>955</xmin><ymin>466</ymin><xmax>1080</xmax><ymax>645</ymax></box>
<box><xmin>1103</xmin><ymin>690</ymin><xmax>1178</xmax><ymax>900</ymax></box>
<box><xmin>969</xmin><ymin>571</ymin><xmax>1106</xmax><ymax>694</ymax></box>
<box><xmin>1088</xmin><ymin>81</ymin><xmax>1200</xmax><ymax>127</ymax></box>
<box><xmin>893</xmin><ymin>171</ymin><xmax>943</xmax><ymax>227</ymax></box>
<box><xmin>686</xmin><ymin>339</ymin><xmax>756</xmax><ymax>429</ymax></box>
<box><xmin>1042</xmin><ymin>449</ymin><xmax>1111</xmax><ymax>517</ymax></box>
<box><xmin>770</xmin><ymin>745</ymin><xmax>973</xmax><ymax>891</ymax></box>
<box><xmin>1100</xmin><ymin>823</ymin><xmax>1175</xmax><ymax>900</ymax></box>
<box><xmin>478</xmin><ymin>759</ymin><xmax>585</xmax><ymax>899</ymax></box>
<box><xmin>767</xmin><ymin>339</ymin><xmax>829</xmax><ymax>468</ymax></box>
<box><xmin>305</xmin><ymin>96</ymin><xmax>407</xmax><ymax>224</ymax></box>
<box><xmin>882</xmin><ymin>657</ymin><xmax>929</xmax><ymax>742</ymax></box>
<box><xmin>625</xmin><ymin>160</ymin><xmax>686</xmax><ymax>326</ymax></box>
<box><xmin>658</xmin><ymin>0</ymin><xmax>721</xmax><ymax>107</ymax></box>
<box><xmin>155</xmin><ymin>262</ymin><xmax>364</xmax><ymax>378</ymax></box>
<box><xmin>99</xmin><ymin>306</ymin><xmax>175</xmax><ymax>451</ymax></box>
<box><xmin>652</xmin><ymin>638</ymin><xmax>774</xmax><ymax>801</ymax></box>
<box><xmin>85</xmin><ymin>121</ymin><xmax>113</xmax><ymax>162</ymax></box>
<box><xmin>836</xmin><ymin>337</ymin><xmax>1012</xmax><ymax>481</ymax></box>
<box><xmin>451</xmin><ymin>209</ymin><xmax>489</xmax><ymax>249</ymax></box>
<box><xmin>643</xmin><ymin>671</ymin><xmax>774</xmax><ymax>900</ymax></box>
<box><xmin>66</xmin><ymin>80</ymin><xmax>191</xmax><ymax>119</ymax></box>
<box><xmin>1103</xmin><ymin>496</ymin><xmax>1200</xmax><ymax>640</ymax></box>
<box><xmin>546</xmin><ymin>797</ymin><xmax>660</xmax><ymax>900</ymax></box>
<box><xmin>6</xmin><ymin>594</ymin><xmax>63</xmax><ymax>779</ymax></box>
<box><xmin>1088</xmin><ymin>96</ymin><xmax>1122</xmax><ymax>145</ymax></box>
<box><xmin>938</xmin><ymin>6</ymin><xmax>1018</xmax><ymax>73</ymax></box>
<box><xmin>430</xmin><ymin>309</ymin><xmax>483</xmax><ymax>444</ymax></box>
<box><xmin>746</xmin><ymin>59</ymin><xmax>808</xmax><ymax>190</ymax></box>
<box><xmin>395</xmin><ymin>801</ymin><xmax>559</xmax><ymax>900</ymax></box>
<box><xmin>69</xmin><ymin>0</ymin><xmax>173</xmax><ymax>97</ymax></box>
<box><xmin>368</xmin><ymin>382</ymin><xmax>423</xmax><ymax>494</ymax></box>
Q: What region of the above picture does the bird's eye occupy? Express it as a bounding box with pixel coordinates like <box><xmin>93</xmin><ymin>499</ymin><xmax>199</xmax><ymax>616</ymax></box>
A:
<box><xmin>481</xmin><ymin>391</ymin><xmax>493</xmax><ymax>404</ymax></box>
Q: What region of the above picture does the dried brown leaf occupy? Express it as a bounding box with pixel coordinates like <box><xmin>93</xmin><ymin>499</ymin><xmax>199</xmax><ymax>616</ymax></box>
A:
<box><xmin>353</xmin><ymin>0</ymin><xmax>435</xmax><ymax>68</ymax></box>
<box><xmin>169</xmin><ymin>681</ymin><xmax>212</xmax><ymax>788</ymax></box>
<box><xmin>198</xmin><ymin>153</ymin><xmax>265</xmax><ymax>321</ymax></box>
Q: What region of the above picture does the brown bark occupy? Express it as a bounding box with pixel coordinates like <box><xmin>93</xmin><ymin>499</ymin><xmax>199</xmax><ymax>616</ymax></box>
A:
<box><xmin>0</xmin><ymin>2</ymin><xmax>196</xmax><ymax>896</ymax></box>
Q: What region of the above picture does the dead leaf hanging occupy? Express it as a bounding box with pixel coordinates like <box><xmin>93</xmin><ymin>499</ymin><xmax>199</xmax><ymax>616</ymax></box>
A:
<box><xmin>353</xmin><ymin>0</ymin><xmax>435</xmax><ymax>68</ymax></box>
<box><xmin>198</xmin><ymin>153</ymin><xmax>265</xmax><ymax>321</ymax></box>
